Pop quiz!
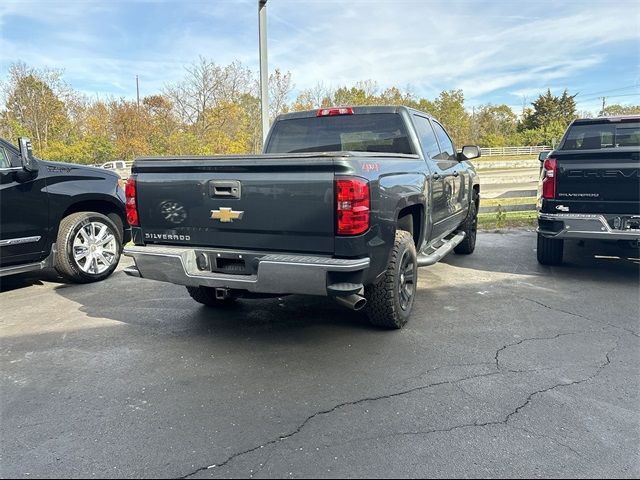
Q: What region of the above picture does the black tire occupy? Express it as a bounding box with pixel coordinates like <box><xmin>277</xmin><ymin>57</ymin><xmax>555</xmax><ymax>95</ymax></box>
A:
<box><xmin>537</xmin><ymin>232</ymin><xmax>564</xmax><ymax>265</ymax></box>
<box><xmin>55</xmin><ymin>212</ymin><xmax>122</xmax><ymax>283</ymax></box>
<box><xmin>364</xmin><ymin>230</ymin><xmax>417</xmax><ymax>329</ymax></box>
<box><xmin>186</xmin><ymin>286</ymin><xmax>238</xmax><ymax>308</ymax></box>
<box><xmin>454</xmin><ymin>195</ymin><xmax>478</xmax><ymax>255</ymax></box>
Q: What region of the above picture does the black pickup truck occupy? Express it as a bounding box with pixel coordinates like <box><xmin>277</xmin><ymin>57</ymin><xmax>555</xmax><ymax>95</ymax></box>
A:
<box><xmin>537</xmin><ymin>115</ymin><xmax>640</xmax><ymax>264</ymax></box>
<box><xmin>0</xmin><ymin>137</ymin><xmax>128</xmax><ymax>282</ymax></box>
<box><xmin>123</xmin><ymin>106</ymin><xmax>481</xmax><ymax>328</ymax></box>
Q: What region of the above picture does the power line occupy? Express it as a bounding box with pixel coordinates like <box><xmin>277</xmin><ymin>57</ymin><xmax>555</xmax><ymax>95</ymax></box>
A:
<box><xmin>575</xmin><ymin>84</ymin><xmax>638</xmax><ymax>98</ymax></box>
<box><xmin>604</xmin><ymin>93</ymin><xmax>640</xmax><ymax>99</ymax></box>
<box><xmin>578</xmin><ymin>88</ymin><xmax>639</xmax><ymax>102</ymax></box>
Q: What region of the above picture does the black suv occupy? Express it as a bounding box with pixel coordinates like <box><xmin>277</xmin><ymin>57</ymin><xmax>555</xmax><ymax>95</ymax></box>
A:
<box><xmin>0</xmin><ymin>137</ymin><xmax>129</xmax><ymax>282</ymax></box>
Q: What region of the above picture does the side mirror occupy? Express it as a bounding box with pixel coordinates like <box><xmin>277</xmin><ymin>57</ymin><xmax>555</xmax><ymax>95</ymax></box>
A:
<box><xmin>18</xmin><ymin>137</ymin><xmax>38</xmax><ymax>172</ymax></box>
<box><xmin>538</xmin><ymin>151</ymin><xmax>550</xmax><ymax>162</ymax></box>
<box><xmin>459</xmin><ymin>145</ymin><xmax>481</xmax><ymax>161</ymax></box>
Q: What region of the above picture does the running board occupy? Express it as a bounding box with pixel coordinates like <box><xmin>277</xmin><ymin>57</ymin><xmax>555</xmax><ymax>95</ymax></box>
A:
<box><xmin>0</xmin><ymin>246</ymin><xmax>56</xmax><ymax>278</ymax></box>
<box><xmin>417</xmin><ymin>232</ymin><xmax>466</xmax><ymax>267</ymax></box>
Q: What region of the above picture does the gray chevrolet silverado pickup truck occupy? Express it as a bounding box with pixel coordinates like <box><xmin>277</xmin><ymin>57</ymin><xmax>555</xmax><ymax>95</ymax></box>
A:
<box><xmin>123</xmin><ymin>106</ymin><xmax>481</xmax><ymax>328</ymax></box>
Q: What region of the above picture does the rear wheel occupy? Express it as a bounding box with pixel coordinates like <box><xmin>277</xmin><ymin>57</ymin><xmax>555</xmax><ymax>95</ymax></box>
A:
<box><xmin>537</xmin><ymin>233</ymin><xmax>564</xmax><ymax>265</ymax></box>
<box><xmin>364</xmin><ymin>230</ymin><xmax>417</xmax><ymax>329</ymax></box>
<box><xmin>55</xmin><ymin>212</ymin><xmax>122</xmax><ymax>283</ymax></box>
<box><xmin>186</xmin><ymin>286</ymin><xmax>238</xmax><ymax>307</ymax></box>
<box><xmin>454</xmin><ymin>195</ymin><xmax>478</xmax><ymax>255</ymax></box>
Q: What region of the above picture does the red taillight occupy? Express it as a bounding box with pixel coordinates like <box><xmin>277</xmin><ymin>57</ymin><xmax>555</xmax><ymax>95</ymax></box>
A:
<box><xmin>317</xmin><ymin>107</ymin><xmax>354</xmax><ymax>117</ymax></box>
<box><xmin>541</xmin><ymin>158</ymin><xmax>557</xmax><ymax>199</ymax></box>
<box><xmin>336</xmin><ymin>177</ymin><xmax>369</xmax><ymax>235</ymax></box>
<box><xmin>125</xmin><ymin>176</ymin><xmax>139</xmax><ymax>226</ymax></box>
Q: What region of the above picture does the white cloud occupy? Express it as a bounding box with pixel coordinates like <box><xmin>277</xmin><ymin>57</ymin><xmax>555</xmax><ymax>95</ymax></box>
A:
<box><xmin>267</xmin><ymin>0</ymin><xmax>637</xmax><ymax>101</ymax></box>
<box><xmin>0</xmin><ymin>0</ymin><xmax>638</xmax><ymax>108</ymax></box>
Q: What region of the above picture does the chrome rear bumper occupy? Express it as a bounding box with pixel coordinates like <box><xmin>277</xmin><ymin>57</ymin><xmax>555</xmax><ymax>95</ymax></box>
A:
<box><xmin>538</xmin><ymin>213</ymin><xmax>640</xmax><ymax>240</ymax></box>
<box><xmin>123</xmin><ymin>245</ymin><xmax>370</xmax><ymax>296</ymax></box>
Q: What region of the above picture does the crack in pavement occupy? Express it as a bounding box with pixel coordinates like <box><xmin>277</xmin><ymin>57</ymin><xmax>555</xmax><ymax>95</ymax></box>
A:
<box><xmin>349</xmin><ymin>339</ymin><xmax>618</xmax><ymax>444</ymax></box>
<box><xmin>389</xmin><ymin>361</ymin><xmax>494</xmax><ymax>389</ymax></box>
<box><xmin>178</xmin><ymin>370</ymin><xmax>502</xmax><ymax>479</ymax></box>
<box><xmin>523</xmin><ymin>297</ymin><xmax>639</xmax><ymax>338</ymax></box>
<box><xmin>494</xmin><ymin>332</ymin><xmax>584</xmax><ymax>370</ymax></box>
<box><xmin>179</xmin><ymin>335</ymin><xmax>618</xmax><ymax>479</ymax></box>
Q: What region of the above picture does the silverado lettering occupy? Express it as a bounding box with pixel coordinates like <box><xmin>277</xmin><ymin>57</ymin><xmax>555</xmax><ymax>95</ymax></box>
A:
<box><xmin>144</xmin><ymin>233</ymin><xmax>191</xmax><ymax>241</ymax></box>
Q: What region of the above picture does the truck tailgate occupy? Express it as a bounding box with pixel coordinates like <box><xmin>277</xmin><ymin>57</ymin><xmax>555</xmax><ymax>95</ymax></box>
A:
<box><xmin>556</xmin><ymin>149</ymin><xmax>640</xmax><ymax>209</ymax></box>
<box><xmin>133</xmin><ymin>156</ymin><xmax>336</xmax><ymax>254</ymax></box>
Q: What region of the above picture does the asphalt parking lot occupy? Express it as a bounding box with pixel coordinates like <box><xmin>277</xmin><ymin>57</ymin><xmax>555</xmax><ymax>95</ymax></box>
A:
<box><xmin>1</xmin><ymin>230</ymin><xmax>639</xmax><ymax>479</ymax></box>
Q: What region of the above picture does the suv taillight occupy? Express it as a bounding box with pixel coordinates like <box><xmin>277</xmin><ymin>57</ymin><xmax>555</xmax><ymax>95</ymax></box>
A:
<box><xmin>336</xmin><ymin>177</ymin><xmax>369</xmax><ymax>235</ymax></box>
<box><xmin>541</xmin><ymin>158</ymin><xmax>557</xmax><ymax>199</ymax></box>
<box><xmin>125</xmin><ymin>176</ymin><xmax>139</xmax><ymax>226</ymax></box>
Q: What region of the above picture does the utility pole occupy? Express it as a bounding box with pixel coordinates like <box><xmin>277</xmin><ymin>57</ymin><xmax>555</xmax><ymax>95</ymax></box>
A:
<box><xmin>259</xmin><ymin>0</ymin><xmax>269</xmax><ymax>145</ymax></box>
<box><xmin>136</xmin><ymin>75</ymin><xmax>140</xmax><ymax>109</ymax></box>
<box><xmin>599</xmin><ymin>96</ymin><xmax>606</xmax><ymax>115</ymax></box>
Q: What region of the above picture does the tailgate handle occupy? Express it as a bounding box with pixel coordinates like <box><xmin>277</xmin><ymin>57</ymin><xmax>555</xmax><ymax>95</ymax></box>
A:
<box><xmin>209</xmin><ymin>180</ymin><xmax>241</xmax><ymax>199</ymax></box>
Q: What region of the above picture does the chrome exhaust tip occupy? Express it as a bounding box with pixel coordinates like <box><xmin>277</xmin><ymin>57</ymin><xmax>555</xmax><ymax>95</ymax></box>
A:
<box><xmin>334</xmin><ymin>294</ymin><xmax>367</xmax><ymax>311</ymax></box>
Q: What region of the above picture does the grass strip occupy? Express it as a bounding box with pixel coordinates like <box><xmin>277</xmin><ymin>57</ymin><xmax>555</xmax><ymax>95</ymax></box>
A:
<box><xmin>477</xmin><ymin>210</ymin><xmax>537</xmax><ymax>230</ymax></box>
<box><xmin>480</xmin><ymin>196</ymin><xmax>537</xmax><ymax>207</ymax></box>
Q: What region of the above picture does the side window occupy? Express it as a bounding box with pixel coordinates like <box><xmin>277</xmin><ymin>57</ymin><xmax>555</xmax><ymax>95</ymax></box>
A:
<box><xmin>0</xmin><ymin>148</ymin><xmax>11</xmax><ymax>169</ymax></box>
<box><xmin>432</xmin><ymin>122</ymin><xmax>456</xmax><ymax>161</ymax></box>
<box><xmin>412</xmin><ymin>115</ymin><xmax>441</xmax><ymax>160</ymax></box>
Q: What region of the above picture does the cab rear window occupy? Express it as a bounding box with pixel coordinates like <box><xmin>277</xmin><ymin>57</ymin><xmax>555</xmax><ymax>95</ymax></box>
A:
<box><xmin>561</xmin><ymin>122</ymin><xmax>640</xmax><ymax>150</ymax></box>
<box><xmin>265</xmin><ymin>113</ymin><xmax>415</xmax><ymax>155</ymax></box>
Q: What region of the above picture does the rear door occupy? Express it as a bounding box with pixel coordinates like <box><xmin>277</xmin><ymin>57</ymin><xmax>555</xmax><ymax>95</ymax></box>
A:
<box><xmin>412</xmin><ymin>115</ymin><xmax>450</xmax><ymax>239</ymax></box>
<box><xmin>0</xmin><ymin>142</ymin><xmax>50</xmax><ymax>266</ymax></box>
<box><xmin>134</xmin><ymin>156</ymin><xmax>336</xmax><ymax>254</ymax></box>
<box><xmin>432</xmin><ymin>121</ymin><xmax>465</xmax><ymax>217</ymax></box>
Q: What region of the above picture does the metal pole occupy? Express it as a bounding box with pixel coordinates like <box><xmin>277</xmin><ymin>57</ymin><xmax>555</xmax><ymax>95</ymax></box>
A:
<box><xmin>136</xmin><ymin>75</ymin><xmax>140</xmax><ymax>108</ymax></box>
<box><xmin>259</xmin><ymin>0</ymin><xmax>269</xmax><ymax>145</ymax></box>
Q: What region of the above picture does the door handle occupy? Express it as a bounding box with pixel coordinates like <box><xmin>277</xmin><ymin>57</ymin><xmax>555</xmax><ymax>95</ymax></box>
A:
<box><xmin>209</xmin><ymin>180</ymin><xmax>241</xmax><ymax>199</ymax></box>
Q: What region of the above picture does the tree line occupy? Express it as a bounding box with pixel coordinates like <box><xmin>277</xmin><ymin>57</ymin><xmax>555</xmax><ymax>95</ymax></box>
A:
<box><xmin>1</xmin><ymin>59</ymin><xmax>638</xmax><ymax>164</ymax></box>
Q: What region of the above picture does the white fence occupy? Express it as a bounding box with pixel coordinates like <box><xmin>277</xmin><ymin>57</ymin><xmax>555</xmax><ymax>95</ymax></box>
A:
<box><xmin>479</xmin><ymin>146</ymin><xmax>550</xmax><ymax>156</ymax></box>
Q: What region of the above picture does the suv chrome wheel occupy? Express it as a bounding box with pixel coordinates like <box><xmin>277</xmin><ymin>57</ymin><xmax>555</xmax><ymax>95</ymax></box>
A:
<box><xmin>72</xmin><ymin>221</ymin><xmax>117</xmax><ymax>275</ymax></box>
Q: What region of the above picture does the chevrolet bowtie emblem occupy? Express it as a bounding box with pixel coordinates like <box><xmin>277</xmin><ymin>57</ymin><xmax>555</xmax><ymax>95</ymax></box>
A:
<box><xmin>211</xmin><ymin>207</ymin><xmax>244</xmax><ymax>223</ymax></box>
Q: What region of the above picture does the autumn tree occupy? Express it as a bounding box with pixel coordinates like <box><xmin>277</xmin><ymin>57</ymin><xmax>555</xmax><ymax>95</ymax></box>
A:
<box><xmin>430</xmin><ymin>90</ymin><xmax>471</xmax><ymax>147</ymax></box>
<box><xmin>472</xmin><ymin>104</ymin><xmax>518</xmax><ymax>146</ymax></box>
<box><xmin>292</xmin><ymin>82</ymin><xmax>332</xmax><ymax>110</ymax></box>
<box><xmin>268</xmin><ymin>69</ymin><xmax>293</xmax><ymax>120</ymax></box>
<box><xmin>601</xmin><ymin>104</ymin><xmax>640</xmax><ymax>116</ymax></box>
<box><xmin>164</xmin><ymin>57</ymin><xmax>254</xmax><ymax>137</ymax></box>
<box><xmin>522</xmin><ymin>89</ymin><xmax>577</xmax><ymax>130</ymax></box>
<box><xmin>1</xmin><ymin>62</ymin><xmax>71</xmax><ymax>151</ymax></box>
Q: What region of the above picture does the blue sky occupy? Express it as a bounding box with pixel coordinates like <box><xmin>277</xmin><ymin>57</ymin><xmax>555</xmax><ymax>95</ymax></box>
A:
<box><xmin>1</xmin><ymin>0</ymin><xmax>639</xmax><ymax>114</ymax></box>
